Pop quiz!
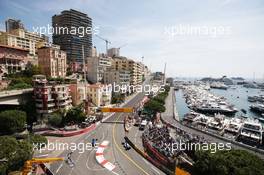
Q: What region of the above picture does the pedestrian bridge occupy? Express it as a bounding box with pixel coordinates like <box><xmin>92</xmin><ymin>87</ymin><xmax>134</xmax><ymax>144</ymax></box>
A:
<box><xmin>0</xmin><ymin>88</ymin><xmax>33</xmax><ymax>105</ymax></box>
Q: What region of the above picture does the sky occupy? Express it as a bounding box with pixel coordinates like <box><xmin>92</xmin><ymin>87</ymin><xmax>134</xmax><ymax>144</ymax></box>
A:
<box><xmin>0</xmin><ymin>0</ymin><xmax>264</xmax><ymax>79</ymax></box>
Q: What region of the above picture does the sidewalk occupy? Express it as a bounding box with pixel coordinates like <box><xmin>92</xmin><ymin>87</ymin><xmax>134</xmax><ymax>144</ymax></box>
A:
<box><xmin>162</xmin><ymin>87</ymin><xmax>179</xmax><ymax>121</ymax></box>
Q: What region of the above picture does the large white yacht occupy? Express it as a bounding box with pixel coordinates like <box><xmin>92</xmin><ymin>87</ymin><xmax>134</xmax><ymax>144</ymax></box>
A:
<box><xmin>207</xmin><ymin>114</ymin><xmax>229</xmax><ymax>131</ymax></box>
<box><xmin>224</xmin><ymin>117</ymin><xmax>244</xmax><ymax>137</ymax></box>
<box><xmin>238</xmin><ymin>118</ymin><xmax>263</xmax><ymax>145</ymax></box>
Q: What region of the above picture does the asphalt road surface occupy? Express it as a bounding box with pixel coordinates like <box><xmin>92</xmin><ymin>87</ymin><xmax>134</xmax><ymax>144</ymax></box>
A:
<box><xmin>50</xmin><ymin>91</ymin><xmax>166</xmax><ymax>175</ymax></box>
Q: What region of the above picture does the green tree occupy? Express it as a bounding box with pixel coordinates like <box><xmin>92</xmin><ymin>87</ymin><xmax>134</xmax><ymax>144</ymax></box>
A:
<box><xmin>153</xmin><ymin>93</ymin><xmax>167</xmax><ymax>105</ymax></box>
<box><xmin>21</xmin><ymin>99</ymin><xmax>37</xmax><ymax>132</ymax></box>
<box><xmin>0</xmin><ymin>136</ymin><xmax>32</xmax><ymax>174</ymax></box>
<box><xmin>23</xmin><ymin>65</ymin><xmax>41</xmax><ymax>77</ymax></box>
<box><xmin>144</xmin><ymin>99</ymin><xmax>165</xmax><ymax>116</ymax></box>
<box><xmin>193</xmin><ymin>149</ymin><xmax>264</xmax><ymax>175</ymax></box>
<box><xmin>63</xmin><ymin>106</ymin><xmax>86</xmax><ymax>124</ymax></box>
<box><xmin>0</xmin><ymin>110</ymin><xmax>27</xmax><ymax>135</ymax></box>
<box><xmin>111</xmin><ymin>92</ymin><xmax>125</xmax><ymax>104</ymax></box>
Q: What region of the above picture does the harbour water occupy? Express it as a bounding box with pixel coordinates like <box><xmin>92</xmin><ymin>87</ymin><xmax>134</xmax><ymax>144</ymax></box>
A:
<box><xmin>175</xmin><ymin>86</ymin><xmax>264</xmax><ymax>120</ymax></box>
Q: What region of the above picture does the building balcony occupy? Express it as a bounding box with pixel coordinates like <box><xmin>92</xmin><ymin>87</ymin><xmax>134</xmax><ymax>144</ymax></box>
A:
<box><xmin>36</xmin><ymin>109</ymin><xmax>55</xmax><ymax>114</ymax></box>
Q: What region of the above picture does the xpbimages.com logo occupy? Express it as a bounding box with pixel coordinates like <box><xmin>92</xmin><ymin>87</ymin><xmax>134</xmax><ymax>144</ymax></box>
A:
<box><xmin>99</xmin><ymin>83</ymin><xmax>166</xmax><ymax>95</ymax></box>
<box><xmin>32</xmin><ymin>24</ymin><xmax>100</xmax><ymax>37</ymax></box>
<box><xmin>33</xmin><ymin>140</ymin><xmax>99</xmax><ymax>154</ymax></box>
<box><xmin>157</xmin><ymin>140</ymin><xmax>232</xmax><ymax>154</ymax></box>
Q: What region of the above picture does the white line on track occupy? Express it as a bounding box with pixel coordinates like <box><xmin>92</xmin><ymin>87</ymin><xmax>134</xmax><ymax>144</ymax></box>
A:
<box><xmin>151</xmin><ymin>166</ymin><xmax>161</xmax><ymax>175</ymax></box>
<box><xmin>111</xmin><ymin>171</ymin><xmax>120</xmax><ymax>175</ymax></box>
<box><xmin>56</xmin><ymin>162</ymin><xmax>63</xmax><ymax>174</ymax></box>
<box><xmin>142</xmin><ymin>158</ymin><xmax>150</xmax><ymax>165</ymax></box>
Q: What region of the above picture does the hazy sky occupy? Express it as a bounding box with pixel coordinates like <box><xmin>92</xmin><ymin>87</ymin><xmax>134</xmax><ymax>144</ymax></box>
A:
<box><xmin>0</xmin><ymin>0</ymin><xmax>264</xmax><ymax>79</ymax></box>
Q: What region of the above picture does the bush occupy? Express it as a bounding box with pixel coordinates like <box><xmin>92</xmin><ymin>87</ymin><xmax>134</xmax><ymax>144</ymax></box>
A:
<box><xmin>48</xmin><ymin>113</ymin><xmax>62</xmax><ymax>127</ymax></box>
<box><xmin>7</xmin><ymin>82</ymin><xmax>32</xmax><ymax>90</ymax></box>
<box><xmin>29</xmin><ymin>134</ymin><xmax>47</xmax><ymax>149</ymax></box>
<box><xmin>0</xmin><ymin>110</ymin><xmax>27</xmax><ymax>135</ymax></box>
<box><xmin>6</xmin><ymin>65</ymin><xmax>41</xmax><ymax>90</ymax></box>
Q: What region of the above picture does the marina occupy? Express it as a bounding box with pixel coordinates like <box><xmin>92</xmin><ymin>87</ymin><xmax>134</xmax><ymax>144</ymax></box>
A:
<box><xmin>175</xmin><ymin>81</ymin><xmax>264</xmax><ymax>148</ymax></box>
<box><xmin>175</xmin><ymin>84</ymin><xmax>264</xmax><ymax>120</ymax></box>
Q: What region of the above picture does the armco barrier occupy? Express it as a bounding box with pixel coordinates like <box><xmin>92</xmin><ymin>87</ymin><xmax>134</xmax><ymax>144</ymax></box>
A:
<box><xmin>124</xmin><ymin>136</ymin><xmax>174</xmax><ymax>175</ymax></box>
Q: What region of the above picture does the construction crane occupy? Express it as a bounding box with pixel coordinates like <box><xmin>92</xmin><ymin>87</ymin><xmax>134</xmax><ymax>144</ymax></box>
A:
<box><xmin>95</xmin><ymin>34</ymin><xmax>111</xmax><ymax>56</ymax></box>
<box><xmin>117</xmin><ymin>43</ymin><xmax>127</xmax><ymax>51</ymax></box>
<box><xmin>22</xmin><ymin>157</ymin><xmax>63</xmax><ymax>175</ymax></box>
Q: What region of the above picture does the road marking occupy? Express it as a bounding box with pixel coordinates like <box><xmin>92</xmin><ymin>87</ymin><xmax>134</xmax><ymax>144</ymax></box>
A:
<box><xmin>151</xmin><ymin>166</ymin><xmax>161</xmax><ymax>175</ymax></box>
<box><xmin>55</xmin><ymin>162</ymin><xmax>63</xmax><ymax>173</ymax></box>
<box><xmin>142</xmin><ymin>158</ymin><xmax>150</xmax><ymax>165</ymax></box>
<box><xmin>85</xmin><ymin>149</ymin><xmax>105</xmax><ymax>171</ymax></box>
<box><xmin>95</xmin><ymin>140</ymin><xmax>116</xmax><ymax>171</ymax></box>
<box><xmin>75</xmin><ymin>153</ymin><xmax>82</xmax><ymax>163</ymax></box>
<box><xmin>112</xmin><ymin>114</ymin><xmax>150</xmax><ymax>175</ymax></box>
<box><xmin>111</xmin><ymin>171</ymin><xmax>120</xmax><ymax>175</ymax></box>
<box><xmin>134</xmin><ymin>130</ymin><xmax>139</xmax><ymax>143</ymax></box>
<box><xmin>35</xmin><ymin>154</ymin><xmax>49</xmax><ymax>158</ymax></box>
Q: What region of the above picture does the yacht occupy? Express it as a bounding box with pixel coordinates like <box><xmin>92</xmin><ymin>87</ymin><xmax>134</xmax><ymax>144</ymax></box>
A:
<box><xmin>196</xmin><ymin>103</ymin><xmax>237</xmax><ymax>115</ymax></box>
<box><xmin>193</xmin><ymin>114</ymin><xmax>210</xmax><ymax>128</ymax></box>
<box><xmin>184</xmin><ymin>85</ymin><xmax>237</xmax><ymax>115</ymax></box>
<box><xmin>207</xmin><ymin>114</ymin><xmax>229</xmax><ymax>131</ymax></box>
<box><xmin>224</xmin><ymin>117</ymin><xmax>244</xmax><ymax>136</ymax></box>
<box><xmin>250</xmin><ymin>103</ymin><xmax>264</xmax><ymax>114</ymax></box>
<box><xmin>182</xmin><ymin>112</ymin><xmax>201</xmax><ymax>124</ymax></box>
<box><xmin>238</xmin><ymin>119</ymin><xmax>263</xmax><ymax>145</ymax></box>
<box><xmin>248</xmin><ymin>95</ymin><xmax>264</xmax><ymax>103</ymax></box>
<box><xmin>210</xmin><ymin>82</ymin><xmax>228</xmax><ymax>90</ymax></box>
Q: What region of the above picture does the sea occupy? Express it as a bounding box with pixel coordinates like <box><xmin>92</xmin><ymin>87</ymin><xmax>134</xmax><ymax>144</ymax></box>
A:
<box><xmin>175</xmin><ymin>86</ymin><xmax>264</xmax><ymax>120</ymax></box>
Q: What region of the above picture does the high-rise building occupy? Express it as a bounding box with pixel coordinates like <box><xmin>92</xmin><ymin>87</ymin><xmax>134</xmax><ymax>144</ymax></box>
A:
<box><xmin>38</xmin><ymin>46</ymin><xmax>67</xmax><ymax>78</ymax></box>
<box><xmin>107</xmin><ymin>48</ymin><xmax>120</xmax><ymax>57</ymax></box>
<box><xmin>5</xmin><ymin>19</ymin><xmax>24</xmax><ymax>32</ymax></box>
<box><xmin>52</xmin><ymin>9</ymin><xmax>93</xmax><ymax>63</ymax></box>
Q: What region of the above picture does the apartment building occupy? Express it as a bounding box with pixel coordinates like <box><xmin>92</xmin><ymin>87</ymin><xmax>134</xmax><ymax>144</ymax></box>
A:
<box><xmin>69</xmin><ymin>82</ymin><xmax>86</xmax><ymax>106</ymax></box>
<box><xmin>1</xmin><ymin>19</ymin><xmax>48</xmax><ymax>58</ymax></box>
<box><xmin>0</xmin><ymin>44</ymin><xmax>29</xmax><ymax>74</ymax></box>
<box><xmin>87</xmin><ymin>56</ymin><xmax>112</xmax><ymax>83</ymax></box>
<box><xmin>103</xmin><ymin>69</ymin><xmax>130</xmax><ymax>85</ymax></box>
<box><xmin>38</xmin><ymin>46</ymin><xmax>67</xmax><ymax>78</ymax></box>
<box><xmin>0</xmin><ymin>30</ymin><xmax>36</xmax><ymax>56</ymax></box>
<box><xmin>33</xmin><ymin>75</ymin><xmax>72</xmax><ymax>117</ymax></box>
<box><xmin>87</xmin><ymin>83</ymin><xmax>112</xmax><ymax>107</ymax></box>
